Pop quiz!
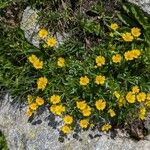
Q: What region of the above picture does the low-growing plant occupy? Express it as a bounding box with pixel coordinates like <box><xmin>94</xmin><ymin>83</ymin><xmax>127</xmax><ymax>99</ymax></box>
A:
<box><xmin>0</xmin><ymin>0</ymin><xmax>150</xmax><ymax>138</ymax></box>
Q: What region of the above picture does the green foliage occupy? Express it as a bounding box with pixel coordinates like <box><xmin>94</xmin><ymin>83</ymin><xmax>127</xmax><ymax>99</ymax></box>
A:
<box><xmin>0</xmin><ymin>131</ymin><xmax>8</xmax><ymax>150</ymax></box>
<box><xmin>118</xmin><ymin>2</ymin><xmax>150</xmax><ymax>52</ymax></box>
<box><xmin>0</xmin><ymin>0</ymin><xmax>150</xmax><ymax>136</ymax></box>
<box><xmin>81</xmin><ymin>19</ymin><xmax>101</xmax><ymax>36</ymax></box>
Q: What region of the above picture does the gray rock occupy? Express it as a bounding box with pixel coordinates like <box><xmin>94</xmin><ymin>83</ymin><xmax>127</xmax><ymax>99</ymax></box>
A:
<box><xmin>20</xmin><ymin>7</ymin><xmax>40</xmax><ymax>47</ymax></box>
<box><xmin>144</xmin><ymin>112</ymin><xmax>150</xmax><ymax>133</ymax></box>
<box><xmin>127</xmin><ymin>0</ymin><xmax>150</xmax><ymax>14</ymax></box>
<box><xmin>20</xmin><ymin>7</ymin><xmax>68</xmax><ymax>48</ymax></box>
<box><xmin>0</xmin><ymin>94</ymin><xmax>150</xmax><ymax>150</ymax></box>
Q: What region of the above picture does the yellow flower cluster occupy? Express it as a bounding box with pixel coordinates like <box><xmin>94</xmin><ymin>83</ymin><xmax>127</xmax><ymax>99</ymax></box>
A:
<box><xmin>76</xmin><ymin>100</ymin><xmax>92</xmax><ymax>117</ymax></box>
<box><xmin>25</xmin><ymin>25</ymin><xmax>147</xmax><ymax>135</ymax></box>
<box><xmin>28</xmin><ymin>54</ymin><xmax>43</xmax><ymax>69</ymax></box>
<box><xmin>126</xmin><ymin>87</ymin><xmax>149</xmax><ymax>120</ymax></box>
<box><xmin>126</xmin><ymin>86</ymin><xmax>148</xmax><ymax>105</ymax></box>
<box><xmin>26</xmin><ymin>95</ymin><xmax>44</xmax><ymax>117</ymax></box>
<box><xmin>50</xmin><ymin>95</ymin><xmax>65</xmax><ymax>116</ymax></box>
<box><xmin>124</xmin><ymin>49</ymin><xmax>141</xmax><ymax>61</ymax></box>
<box><xmin>37</xmin><ymin>77</ymin><xmax>48</xmax><ymax>90</ymax></box>
<box><xmin>38</xmin><ymin>28</ymin><xmax>57</xmax><ymax>47</ymax></box>
<box><xmin>122</xmin><ymin>27</ymin><xmax>141</xmax><ymax>42</ymax></box>
<box><xmin>61</xmin><ymin>115</ymin><xmax>73</xmax><ymax>134</ymax></box>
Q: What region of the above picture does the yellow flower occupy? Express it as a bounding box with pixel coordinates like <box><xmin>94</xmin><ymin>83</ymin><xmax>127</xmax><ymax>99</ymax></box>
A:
<box><xmin>117</xmin><ymin>97</ymin><xmax>126</xmax><ymax>107</ymax></box>
<box><xmin>37</xmin><ymin>77</ymin><xmax>48</xmax><ymax>90</ymax></box>
<box><xmin>131</xmin><ymin>49</ymin><xmax>141</xmax><ymax>58</ymax></box>
<box><xmin>145</xmin><ymin>100</ymin><xmax>150</xmax><ymax>107</ymax></box>
<box><xmin>26</xmin><ymin>107</ymin><xmax>33</xmax><ymax>117</ymax></box>
<box><xmin>28</xmin><ymin>55</ymin><xmax>43</xmax><ymax>69</ymax></box>
<box><xmin>139</xmin><ymin>107</ymin><xmax>146</xmax><ymax>120</ymax></box>
<box><xmin>147</xmin><ymin>93</ymin><xmax>150</xmax><ymax>100</ymax></box>
<box><xmin>82</xmin><ymin>106</ymin><xmax>92</xmax><ymax>117</ymax></box>
<box><xmin>126</xmin><ymin>92</ymin><xmax>136</xmax><ymax>103</ymax></box>
<box><xmin>53</xmin><ymin>105</ymin><xmax>65</xmax><ymax>116</ymax></box>
<box><xmin>50</xmin><ymin>105</ymin><xmax>56</xmax><ymax>113</ymax></box>
<box><xmin>101</xmin><ymin>123</ymin><xmax>112</xmax><ymax>132</ymax></box>
<box><xmin>137</xmin><ymin>92</ymin><xmax>146</xmax><ymax>102</ymax></box>
<box><xmin>79</xmin><ymin>76</ymin><xmax>89</xmax><ymax>86</ymax></box>
<box><xmin>57</xmin><ymin>57</ymin><xmax>65</xmax><ymax>67</ymax></box>
<box><xmin>50</xmin><ymin>95</ymin><xmax>61</xmax><ymax>104</ymax></box>
<box><xmin>145</xmin><ymin>93</ymin><xmax>150</xmax><ymax>107</ymax></box>
<box><xmin>95</xmin><ymin>99</ymin><xmax>106</xmax><ymax>110</ymax></box>
<box><xmin>131</xmin><ymin>27</ymin><xmax>141</xmax><ymax>37</ymax></box>
<box><xmin>47</xmin><ymin>37</ymin><xmax>57</xmax><ymax>47</ymax></box>
<box><xmin>113</xmin><ymin>91</ymin><xmax>120</xmax><ymax>99</ymax></box>
<box><xmin>122</xmin><ymin>32</ymin><xmax>134</xmax><ymax>42</ymax></box>
<box><xmin>29</xmin><ymin>102</ymin><xmax>38</xmax><ymax>111</ymax></box>
<box><xmin>110</xmin><ymin>23</ymin><xmax>119</xmax><ymax>30</ymax></box>
<box><xmin>96</xmin><ymin>56</ymin><xmax>105</xmax><ymax>67</ymax></box>
<box><xmin>79</xmin><ymin>119</ymin><xmax>89</xmax><ymax>128</ymax></box>
<box><xmin>32</xmin><ymin>60</ymin><xmax>43</xmax><ymax>69</ymax></box>
<box><xmin>76</xmin><ymin>101</ymin><xmax>87</xmax><ymax>110</ymax></box>
<box><xmin>108</xmin><ymin>109</ymin><xmax>116</xmax><ymax>117</ymax></box>
<box><xmin>27</xmin><ymin>95</ymin><xmax>33</xmax><ymax>104</ymax></box>
<box><xmin>95</xmin><ymin>75</ymin><xmax>106</xmax><ymax>85</ymax></box>
<box><xmin>112</xmin><ymin>54</ymin><xmax>122</xmax><ymax>63</ymax></box>
<box><xmin>61</xmin><ymin>125</ymin><xmax>71</xmax><ymax>134</ymax></box>
<box><xmin>38</xmin><ymin>28</ymin><xmax>48</xmax><ymax>39</ymax></box>
<box><xmin>63</xmin><ymin>115</ymin><xmax>73</xmax><ymax>125</ymax></box>
<box><xmin>35</xmin><ymin>97</ymin><xmax>44</xmax><ymax>106</ymax></box>
<box><xmin>28</xmin><ymin>54</ymin><xmax>38</xmax><ymax>64</ymax></box>
<box><xmin>124</xmin><ymin>51</ymin><xmax>134</xmax><ymax>61</ymax></box>
<box><xmin>132</xmin><ymin>85</ymin><xmax>140</xmax><ymax>94</ymax></box>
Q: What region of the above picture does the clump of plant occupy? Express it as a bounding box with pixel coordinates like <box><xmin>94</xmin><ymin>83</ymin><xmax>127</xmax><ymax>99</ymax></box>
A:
<box><xmin>25</xmin><ymin>18</ymin><xmax>150</xmax><ymax>135</ymax></box>
<box><xmin>0</xmin><ymin>0</ymin><xmax>150</xmax><ymax>138</ymax></box>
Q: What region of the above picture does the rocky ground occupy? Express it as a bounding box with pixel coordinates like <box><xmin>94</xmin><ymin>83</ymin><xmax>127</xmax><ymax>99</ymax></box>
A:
<box><xmin>0</xmin><ymin>0</ymin><xmax>150</xmax><ymax>149</ymax></box>
<box><xmin>0</xmin><ymin>94</ymin><xmax>150</xmax><ymax>150</ymax></box>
